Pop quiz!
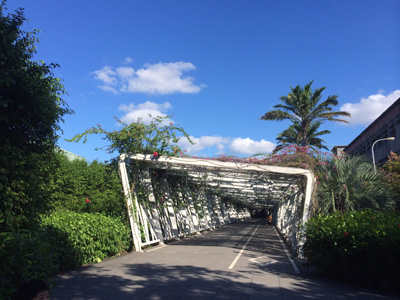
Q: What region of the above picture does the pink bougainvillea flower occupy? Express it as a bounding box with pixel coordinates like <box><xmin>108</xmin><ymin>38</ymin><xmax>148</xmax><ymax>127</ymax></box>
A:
<box><xmin>344</xmin><ymin>232</ymin><xmax>349</xmax><ymax>236</ymax></box>
<box><xmin>85</xmin><ymin>198</ymin><xmax>90</xmax><ymax>203</ymax></box>
<box><xmin>161</xmin><ymin>198</ymin><xmax>165</xmax><ymax>202</ymax></box>
<box><xmin>153</xmin><ymin>151</ymin><xmax>159</xmax><ymax>157</ymax></box>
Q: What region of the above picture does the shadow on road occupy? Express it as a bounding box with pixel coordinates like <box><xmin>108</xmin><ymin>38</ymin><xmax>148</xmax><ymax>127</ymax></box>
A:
<box><xmin>50</xmin><ymin>219</ymin><xmax>400</xmax><ymax>299</ymax></box>
<box><xmin>51</xmin><ymin>261</ymin><xmax>312</xmax><ymax>299</ymax></box>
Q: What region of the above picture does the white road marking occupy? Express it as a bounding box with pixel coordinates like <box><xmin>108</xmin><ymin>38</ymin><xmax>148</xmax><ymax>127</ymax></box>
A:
<box><xmin>228</xmin><ymin>224</ymin><xmax>260</xmax><ymax>270</ymax></box>
<box><xmin>145</xmin><ymin>244</ymin><xmax>167</xmax><ymax>252</ymax></box>
<box><xmin>249</xmin><ymin>256</ymin><xmax>278</xmax><ymax>267</ymax></box>
<box><xmin>274</xmin><ymin>227</ymin><xmax>300</xmax><ymax>274</ymax></box>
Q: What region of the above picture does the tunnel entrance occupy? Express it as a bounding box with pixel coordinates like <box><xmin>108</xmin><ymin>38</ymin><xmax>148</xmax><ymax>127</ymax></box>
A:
<box><xmin>118</xmin><ymin>154</ymin><xmax>315</xmax><ymax>256</ymax></box>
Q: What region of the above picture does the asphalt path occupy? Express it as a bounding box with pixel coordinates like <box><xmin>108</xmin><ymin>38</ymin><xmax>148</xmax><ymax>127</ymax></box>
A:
<box><xmin>50</xmin><ymin>219</ymin><xmax>399</xmax><ymax>299</ymax></box>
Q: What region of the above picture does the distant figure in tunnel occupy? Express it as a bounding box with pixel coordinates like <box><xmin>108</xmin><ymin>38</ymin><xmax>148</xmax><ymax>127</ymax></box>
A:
<box><xmin>268</xmin><ymin>214</ymin><xmax>272</xmax><ymax>226</ymax></box>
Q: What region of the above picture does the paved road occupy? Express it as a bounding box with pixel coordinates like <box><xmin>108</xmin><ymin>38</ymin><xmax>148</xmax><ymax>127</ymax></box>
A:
<box><xmin>50</xmin><ymin>219</ymin><xmax>399</xmax><ymax>299</ymax></box>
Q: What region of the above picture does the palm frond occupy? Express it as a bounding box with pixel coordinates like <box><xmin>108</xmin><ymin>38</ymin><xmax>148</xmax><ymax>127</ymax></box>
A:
<box><xmin>262</xmin><ymin>81</ymin><xmax>352</xmax><ymax>152</ymax></box>
<box><xmin>274</xmin><ymin>120</ymin><xmax>329</xmax><ymax>152</ymax></box>
<box><xmin>260</xmin><ymin>110</ymin><xmax>297</xmax><ymax>122</ymax></box>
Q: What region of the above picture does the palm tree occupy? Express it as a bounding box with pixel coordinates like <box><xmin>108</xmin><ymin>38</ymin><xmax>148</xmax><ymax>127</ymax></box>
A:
<box><xmin>316</xmin><ymin>155</ymin><xmax>394</xmax><ymax>214</ymax></box>
<box><xmin>261</xmin><ymin>81</ymin><xmax>351</xmax><ymax>147</ymax></box>
<box><xmin>274</xmin><ymin>121</ymin><xmax>330</xmax><ymax>153</ymax></box>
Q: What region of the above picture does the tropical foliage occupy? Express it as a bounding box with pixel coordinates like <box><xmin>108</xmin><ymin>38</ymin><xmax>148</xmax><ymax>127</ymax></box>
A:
<box><xmin>260</xmin><ymin>81</ymin><xmax>350</xmax><ymax>149</ymax></box>
<box><xmin>302</xmin><ymin>209</ymin><xmax>400</xmax><ymax>291</ymax></box>
<box><xmin>314</xmin><ymin>155</ymin><xmax>394</xmax><ymax>214</ymax></box>
<box><xmin>274</xmin><ymin>121</ymin><xmax>330</xmax><ymax>153</ymax></box>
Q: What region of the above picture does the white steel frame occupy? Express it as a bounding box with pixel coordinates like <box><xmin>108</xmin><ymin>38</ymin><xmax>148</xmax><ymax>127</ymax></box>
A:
<box><xmin>118</xmin><ymin>153</ymin><xmax>316</xmax><ymax>253</ymax></box>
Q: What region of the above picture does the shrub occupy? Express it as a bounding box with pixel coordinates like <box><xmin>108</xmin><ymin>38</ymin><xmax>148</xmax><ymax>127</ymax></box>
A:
<box><xmin>302</xmin><ymin>209</ymin><xmax>400</xmax><ymax>290</ymax></box>
<box><xmin>315</xmin><ymin>155</ymin><xmax>394</xmax><ymax>214</ymax></box>
<box><xmin>0</xmin><ymin>228</ymin><xmax>59</xmax><ymax>299</ymax></box>
<box><xmin>0</xmin><ymin>212</ymin><xmax>133</xmax><ymax>299</ymax></box>
<box><xmin>382</xmin><ymin>151</ymin><xmax>400</xmax><ymax>211</ymax></box>
<box><xmin>40</xmin><ymin>211</ymin><xmax>133</xmax><ymax>268</ymax></box>
<box><xmin>47</xmin><ymin>152</ymin><xmax>128</xmax><ymax>220</ymax></box>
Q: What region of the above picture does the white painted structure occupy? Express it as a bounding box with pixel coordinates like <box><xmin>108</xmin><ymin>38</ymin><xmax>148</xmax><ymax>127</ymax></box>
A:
<box><xmin>118</xmin><ymin>153</ymin><xmax>315</xmax><ymax>256</ymax></box>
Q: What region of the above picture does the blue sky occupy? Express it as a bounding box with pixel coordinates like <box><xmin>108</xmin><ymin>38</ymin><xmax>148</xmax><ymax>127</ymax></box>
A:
<box><xmin>6</xmin><ymin>0</ymin><xmax>400</xmax><ymax>161</ymax></box>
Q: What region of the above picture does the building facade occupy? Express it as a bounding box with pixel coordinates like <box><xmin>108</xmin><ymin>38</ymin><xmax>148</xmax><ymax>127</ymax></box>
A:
<box><xmin>58</xmin><ymin>148</ymin><xmax>86</xmax><ymax>161</ymax></box>
<box><xmin>343</xmin><ymin>97</ymin><xmax>400</xmax><ymax>167</ymax></box>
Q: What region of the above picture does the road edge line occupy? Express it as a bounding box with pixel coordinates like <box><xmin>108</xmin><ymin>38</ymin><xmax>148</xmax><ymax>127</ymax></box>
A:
<box><xmin>274</xmin><ymin>226</ymin><xmax>300</xmax><ymax>275</ymax></box>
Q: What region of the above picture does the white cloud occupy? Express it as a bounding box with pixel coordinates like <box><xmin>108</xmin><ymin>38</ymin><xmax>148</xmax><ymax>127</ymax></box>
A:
<box><xmin>118</xmin><ymin>101</ymin><xmax>172</xmax><ymax>125</ymax></box>
<box><xmin>340</xmin><ymin>90</ymin><xmax>400</xmax><ymax>126</ymax></box>
<box><xmin>230</xmin><ymin>138</ymin><xmax>276</xmax><ymax>155</ymax></box>
<box><xmin>178</xmin><ymin>136</ymin><xmax>276</xmax><ymax>156</ymax></box>
<box><xmin>98</xmin><ymin>85</ymin><xmax>118</xmax><ymax>94</ymax></box>
<box><xmin>92</xmin><ymin>66</ymin><xmax>118</xmax><ymax>93</ymax></box>
<box><xmin>115</xmin><ymin>101</ymin><xmax>277</xmax><ymax>156</ymax></box>
<box><xmin>116</xmin><ymin>66</ymin><xmax>135</xmax><ymax>78</ymax></box>
<box><xmin>92</xmin><ymin>61</ymin><xmax>204</xmax><ymax>95</ymax></box>
<box><xmin>123</xmin><ymin>57</ymin><xmax>133</xmax><ymax>64</ymax></box>
<box><xmin>179</xmin><ymin>136</ymin><xmax>230</xmax><ymax>154</ymax></box>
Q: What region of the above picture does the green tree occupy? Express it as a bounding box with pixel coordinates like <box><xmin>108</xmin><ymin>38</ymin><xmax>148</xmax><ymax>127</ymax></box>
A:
<box><xmin>315</xmin><ymin>155</ymin><xmax>394</xmax><ymax>214</ymax></box>
<box><xmin>67</xmin><ymin>115</ymin><xmax>194</xmax><ymax>212</ymax></box>
<box><xmin>274</xmin><ymin>121</ymin><xmax>330</xmax><ymax>153</ymax></box>
<box><xmin>67</xmin><ymin>115</ymin><xmax>192</xmax><ymax>157</ymax></box>
<box><xmin>260</xmin><ymin>81</ymin><xmax>350</xmax><ymax>147</ymax></box>
<box><xmin>0</xmin><ymin>3</ymin><xmax>72</xmax><ymax>231</ymax></box>
<box><xmin>381</xmin><ymin>151</ymin><xmax>400</xmax><ymax>211</ymax></box>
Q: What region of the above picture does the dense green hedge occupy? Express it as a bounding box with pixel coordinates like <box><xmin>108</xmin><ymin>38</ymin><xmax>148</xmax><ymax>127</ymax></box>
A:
<box><xmin>47</xmin><ymin>152</ymin><xmax>128</xmax><ymax>220</ymax></box>
<box><xmin>302</xmin><ymin>209</ymin><xmax>400</xmax><ymax>290</ymax></box>
<box><xmin>0</xmin><ymin>212</ymin><xmax>133</xmax><ymax>299</ymax></box>
<box><xmin>1</xmin><ymin>4</ymin><xmax>134</xmax><ymax>298</ymax></box>
<box><xmin>0</xmin><ymin>229</ymin><xmax>59</xmax><ymax>299</ymax></box>
<box><xmin>41</xmin><ymin>211</ymin><xmax>133</xmax><ymax>267</ymax></box>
